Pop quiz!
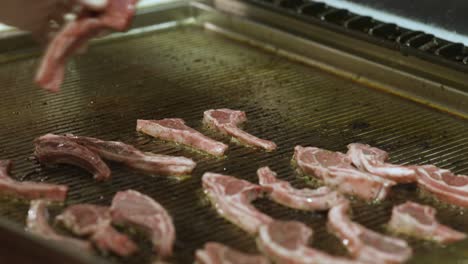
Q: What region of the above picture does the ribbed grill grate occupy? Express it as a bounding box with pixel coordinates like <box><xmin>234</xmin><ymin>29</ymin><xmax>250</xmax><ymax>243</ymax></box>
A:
<box><xmin>0</xmin><ymin>24</ymin><xmax>467</xmax><ymax>263</ymax></box>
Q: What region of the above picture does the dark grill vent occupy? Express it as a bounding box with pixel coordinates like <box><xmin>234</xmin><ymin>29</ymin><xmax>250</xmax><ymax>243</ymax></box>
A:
<box><xmin>244</xmin><ymin>0</ymin><xmax>468</xmax><ymax>71</ymax></box>
<box><xmin>369</xmin><ymin>24</ymin><xmax>401</xmax><ymax>41</ymax></box>
<box><xmin>320</xmin><ymin>9</ymin><xmax>352</xmax><ymax>25</ymax></box>
<box><xmin>344</xmin><ymin>16</ymin><xmax>377</xmax><ymax>33</ymax></box>
<box><xmin>278</xmin><ymin>0</ymin><xmax>306</xmax><ymax>10</ymax></box>
<box><xmin>436</xmin><ymin>43</ymin><xmax>467</xmax><ymax>61</ymax></box>
<box><xmin>298</xmin><ymin>3</ymin><xmax>328</xmax><ymax>17</ymax></box>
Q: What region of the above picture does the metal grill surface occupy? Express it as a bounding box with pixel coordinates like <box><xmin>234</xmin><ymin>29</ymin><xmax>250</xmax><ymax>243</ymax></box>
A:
<box><xmin>0</xmin><ymin>24</ymin><xmax>468</xmax><ymax>264</ymax></box>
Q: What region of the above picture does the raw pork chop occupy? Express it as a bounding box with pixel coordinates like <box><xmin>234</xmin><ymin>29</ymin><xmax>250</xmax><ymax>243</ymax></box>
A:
<box><xmin>34</xmin><ymin>134</ymin><xmax>111</xmax><ymax>181</ymax></box>
<box><xmin>416</xmin><ymin>165</ymin><xmax>468</xmax><ymax>208</ymax></box>
<box><xmin>195</xmin><ymin>242</ymin><xmax>270</xmax><ymax>264</ymax></box>
<box><xmin>388</xmin><ymin>201</ymin><xmax>466</xmax><ymax>244</ymax></box>
<box><xmin>66</xmin><ymin>134</ymin><xmax>196</xmax><ymax>176</ymax></box>
<box><xmin>0</xmin><ymin>160</ymin><xmax>67</xmax><ymax>202</ymax></box>
<box><xmin>257</xmin><ymin>166</ymin><xmax>346</xmax><ymax>211</ymax></box>
<box><xmin>35</xmin><ymin>0</ymin><xmax>139</xmax><ymax>92</ymax></box>
<box><xmin>57</xmin><ymin>204</ymin><xmax>138</xmax><ymax>256</ymax></box>
<box><xmin>203</xmin><ymin>109</ymin><xmax>277</xmax><ymax>151</ymax></box>
<box><xmin>137</xmin><ymin>119</ymin><xmax>228</xmax><ymax>156</ymax></box>
<box><xmin>202</xmin><ymin>172</ymin><xmax>272</xmax><ymax>234</ymax></box>
<box><xmin>293</xmin><ymin>146</ymin><xmax>395</xmax><ymax>201</ymax></box>
<box><xmin>328</xmin><ymin>202</ymin><xmax>412</xmax><ymax>264</ymax></box>
<box><xmin>26</xmin><ymin>200</ymin><xmax>90</xmax><ymax>250</ymax></box>
<box><xmin>110</xmin><ymin>190</ymin><xmax>175</xmax><ymax>257</ymax></box>
<box><xmin>347</xmin><ymin>143</ymin><xmax>417</xmax><ymax>183</ymax></box>
<box><xmin>257</xmin><ymin>220</ymin><xmax>362</xmax><ymax>264</ymax></box>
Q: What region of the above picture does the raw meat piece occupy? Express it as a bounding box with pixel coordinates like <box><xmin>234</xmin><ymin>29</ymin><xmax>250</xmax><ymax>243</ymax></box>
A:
<box><xmin>35</xmin><ymin>0</ymin><xmax>139</xmax><ymax>92</ymax></box>
<box><xmin>195</xmin><ymin>242</ymin><xmax>270</xmax><ymax>264</ymax></box>
<box><xmin>26</xmin><ymin>200</ymin><xmax>90</xmax><ymax>250</ymax></box>
<box><xmin>257</xmin><ymin>220</ymin><xmax>363</xmax><ymax>264</ymax></box>
<box><xmin>66</xmin><ymin>134</ymin><xmax>196</xmax><ymax>176</ymax></box>
<box><xmin>328</xmin><ymin>202</ymin><xmax>412</xmax><ymax>264</ymax></box>
<box><xmin>56</xmin><ymin>204</ymin><xmax>138</xmax><ymax>256</ymax></box>
<box><xmin>293</xmin><ymin>146</ymin><xmax>395</xmax><ymax>201</ymax></box>
<box><xmin>388</xmin><ymin>201</ymin><xmax>466</xmax><ymax>244</ymax></box>
<box><xmin>34</xmin><ymin>134</ymin><xmax>111</xmax><ymax>181</ymax></box>
<box><xmin>294</xmin><ymin>146</ymin><xmax>352</xmax><ymax>178</ymax></box>
<box><xmin>137</xmin><ymin>119</ymin><xmax>228</xmax><ymax>156</ymax></box>
<box><xmin>110</xmin><ymin>190</ymin><xmax>175</xmax><ymax>257</ymax></box>
<box><xmin>416</xmin><ymin>165</ymin><xmax>468</xmax><ymax>208</ymax></box>
<box><xmin>347</xmin><ymin>143</ymin><xmax>417</xmax><ymax>183</ymax></box>
<box><xmin>57</xmin><ymin>204</ymin><xmax>109</xmax><ymax>235</ymax></box>
<box><xmin>203</xmin><ymin>109</ymin><xmax>277</xmax><ymax>151</ymax></box>
<box><xmin>0</xmin><ymin>160</ymin><xmax>68</xmax><ymax>202</ymax></box>
<box><xmin>202</xmin><ymin>172</ymin><xmax>272</xmax><ymax>234</ymax></box>
<box><xmin>257</xmin><ymin>166</ymin><xmax>346</xmax><ymax>211</ymax></box>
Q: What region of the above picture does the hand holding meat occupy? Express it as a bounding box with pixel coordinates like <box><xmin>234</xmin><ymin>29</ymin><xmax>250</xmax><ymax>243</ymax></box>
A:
<box><xmin>36</xmin><ymin>0</ymin><xmax>138</xmax><ymax>92</ymax></box>
<box><xmin>0</xmin><ymin>0</ymin><xmax>137</xmax><ymax>92</ymax></box>
<box><xmin>0</xmin><ymin>0</ymin><xmax>108</xmax><ymax>38</ymax></box>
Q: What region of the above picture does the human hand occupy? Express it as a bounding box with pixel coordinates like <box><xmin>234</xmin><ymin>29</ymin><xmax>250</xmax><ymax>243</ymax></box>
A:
<box><xmin>0</xmin><ymin>0</ymin><xmax>108</xmax><ymax>40</ymax></box>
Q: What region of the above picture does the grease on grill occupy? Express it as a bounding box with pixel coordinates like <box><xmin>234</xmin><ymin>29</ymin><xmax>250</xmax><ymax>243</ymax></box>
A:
<box><xmin>350</xmin><ymin>120</ymin><xmax>370</xmax><ymax>130</ymax></box>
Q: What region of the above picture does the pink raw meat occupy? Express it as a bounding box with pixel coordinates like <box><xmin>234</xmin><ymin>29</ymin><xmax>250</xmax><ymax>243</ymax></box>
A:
<box><xmin>202</xmin><ymin>172</ymin><xmax>272</xmax><ymax>234</ymax></box>
<box><xmin>195</xmin><ymin>242</ymin><xmax>270</xmax><ymax>264</ymax></box>
<box><xmin>347</xmin><ymin>143</ymin><xmax>417</xmax><ymax>183</ymax></box>
<box><xmin>56</xmin><ymin>204</ymin><xmax>138</xmax><ymax>256</ymax></box>
<box><xmin>416</xmin><ymin>165</ymin><xmax>468</xmax><ymax>208</ymax></box>
<box><xmin>34</xmin><ymin>133</ymin><xmax>111</xmax><ymax>181</ymax></box>
<box><xmin>388</xmin><ymin>201</ymin><xmax>466</xmax><ymax>244</ymax></box>
<box><xmin>0</xmin><ymin>160</ymin><xmax>68</xmax><ymax>202</ymax></box>
<box><xmin>137</xmin><ymin>118</ymin><xmax>228</xmax><ymax>156</ymax></box>
<box><xmin>257</xmin><ymin>220</ymin><xmax>363</xmax><ymax>264</ymax></box>
<box><xmin>110</xmin><ymin>190</ymin><xmax>175</xmax><ymax>257</ymax></box>
<box><xmin>293</xmin><ymin>146</ymin><xmax>395</xmax><ymax>201</ymax></box>
<box><xmin>26</xmin><ymin>200</ymin><xmax>90</xmax><ymax>250</ymax></box>
<box><xmin>35</xmin><ymin>0</ymin><xmax>138</xmax><ymax>92</ymax></box>
<box><xmin>203</xmin><ymin>109</ymin><xmax>277</xmax><ymax>151</ymax></box>
<box><xmin>257</xmin><ymin>166</ymin><xmax>346</xmax><ymax>211</ymax></box>
<box><xmin>328</xmin><ymin>202</ymin><xmax>412</xmax><ymax>264</ymax></box>
<box><xmin>66</xmin><ymin>134</ymin><xmax>196</xmax><ymax>176</ymax></box>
